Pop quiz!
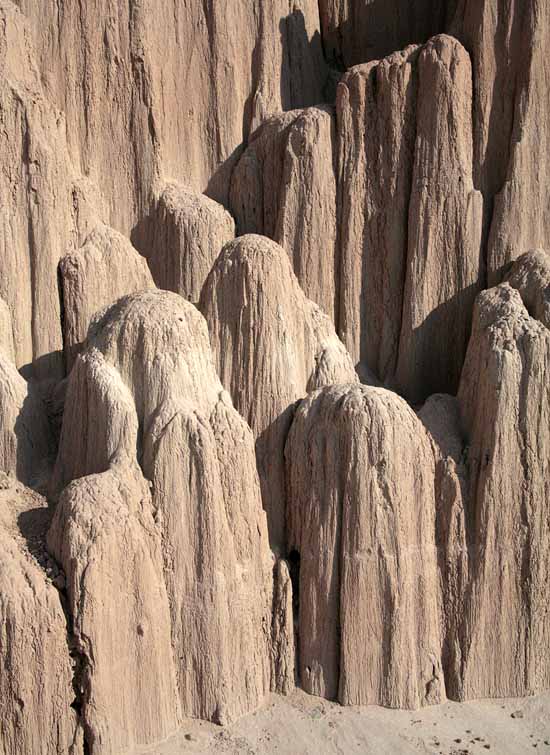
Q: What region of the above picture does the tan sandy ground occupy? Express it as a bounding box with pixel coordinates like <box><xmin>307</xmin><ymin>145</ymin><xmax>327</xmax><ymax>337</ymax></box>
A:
<box><xmin>137</xmin><ymin>689</ymin><xmax>550</xmax><ymax>755</ymax></box>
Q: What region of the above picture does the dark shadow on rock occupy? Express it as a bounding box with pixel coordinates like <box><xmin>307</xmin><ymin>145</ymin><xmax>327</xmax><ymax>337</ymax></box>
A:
<box><xmin>17</xmin><ymin>506</ymin><xmax>53</xmax><ymax>567</ymax></box>
<box><xmin>321</xmin><ymin>0</ymin><xmax>451</xmax><ymax>69</ymax></box>
<box><xmin>255</xmin><ymin>401</ymin><xmax>298</xmax><ymax>555</ymax></box>
<box><xmin>279</xmin><ymin>10</ymin><xmax>330</xmax><ymax>112</ymax></box>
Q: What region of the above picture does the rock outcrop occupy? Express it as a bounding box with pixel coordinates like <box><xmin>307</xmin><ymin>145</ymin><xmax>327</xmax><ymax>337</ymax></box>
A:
<box><xmin>286</xmin><ymin>384</ymin><xmax>445</xmax><ymax>708</ymax></box>
<box><xmin>0</xmin><ymin>297</ymin><xmax>16</xmax><ymax>363</ymax></box>
<box><xmin>142</xmin><ymin>183</ymin><xmax>235</xmax><ymax>301</ymax></box>
<box><xmin>451</xmin><ymin>0</ymin><xmax>550</xmax><ymax>280</ymax></box>
<box><xmin>337</xmin><ymin>35</ymin><xmax>482</xmax><ymax>400</ymax></box>
<box><xmin>0</xmin><ymin>353</ymin><xmax>51</xmax><ymax>486</ymax></box>
<box><xmin>0</xmin><ymin>2</ymin><xmax>103</xmax><ymax>381</ymax></box>
<box><xmin>48</xmin><ymin>466</ymin><xmax>181</xmax><ymax>754</ymax></box>
<box><xmin>318</xmin><ymin>0</ymin><xmax>452</xmax><ymax>68</ymax></box>
<box><xmin>59</xmin><ymin>224</ymin><xmax>155</xmax><ymax>371</ymax></box>
<box><xmin>12</xmin><ymin>0</ymin><xmax>327</xmax><ymax>230</ymax></box>
<box><xmin>199</xmin><ymin>234</ymin><xmax>357</xmax><ymax>549</ymax></box>
<box><xmin>0</xmin><ymin>476</ymin><xmax>79</xmax><ymax>755</ymax></box>
<box><xmin>456</xmin><ymin>279</ymin><xmax>550</xmax><ymax>698</ymax></box>
<box><xmin>505</xmin><ymin>249</ymin><xmax>550</xmax><ymax>328</ymax></box>
<box><xmin>230</xmin><ymin>107</ymin><xmax>338</xmax><ymax>321</ymax></box>
<box><xmin>53</xmin><ymin>290</ymin><xmax>276</xmax><ymax>731</ymax></box>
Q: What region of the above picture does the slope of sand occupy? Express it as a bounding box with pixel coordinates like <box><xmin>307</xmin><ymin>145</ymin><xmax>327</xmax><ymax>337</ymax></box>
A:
<box><xmin>138</xmin><ymin>690</ymin><xmax>550</xmax><ymax>754</ymax></box>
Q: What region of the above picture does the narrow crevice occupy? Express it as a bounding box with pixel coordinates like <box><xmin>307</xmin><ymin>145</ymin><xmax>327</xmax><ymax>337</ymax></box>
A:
<box><xmin>287</xmin><ymin>548</ymin><xmax>301</xmax><ymax>685</ymax></box>
<box><xmin>52</xmin><ymin>561</ymin><xmax>94</xmax><ymax>755</ymax></box>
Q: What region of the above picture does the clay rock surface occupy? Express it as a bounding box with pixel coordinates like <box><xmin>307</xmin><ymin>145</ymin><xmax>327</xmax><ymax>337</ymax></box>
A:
<box><xmin>0</xmin><ymin>2</ymin><xmax>103</xmax><ymax>381</ymax></box>
<box><xmin>286</xmin><ymin>383</ymin><xmax>445</xmax><ymax>708</ymax></box>
<box><xmin>456</xmin><ymin>279</ymin><xmax>550</xmax><ymax>699</ymax></box>
<box><xmin>318</xmin><ymin>0</ymin><xmax>453</xmax><ymax>68</ymax></box>
<box><xmin>0</xmin><ymin>352</ymin><xmax>51</xmax><ymax>486</ymax></box>
<box><xmin>12</xmin><ymin>0</ymin><xmax>327</xmax><ymax>231</ymax></box>
<box><xmin>230</xmin><ymin>107</ymin><xmax>338</xmax><ymax>321</ymax></box>
<box><xmin>59</xmin><ymin>224</ymin><xmax>155</xmax><ymax>371</ymax></box>
<box><xmin>450</xmin><ymin>0</ymin><xmax>550</xmax><ymax>280</ymax></box>
<box><xmin>54</xmin><ymin>290</ymin><xmax>276</xmax><ymax>727</ymax></box>
<box><xmin>0</xmin><ymin>297</ymin><xmax>16</xmax><ymax>363</ymax></box>
<box><xmin>48</xmin><ymin>465</ymin><xmax>181</xmax><ymax>754</ymax></box>
<box><xmin>199</xmin><ymin>234</ymin><xmax>357</xmax><ymax>549</ymax></box>
<box><xmin>337</xmin><ymin>35</ymin><xmax>482</xmax><ymax>400</ymax></box>
<box><xmin>0</xmin><ymin>475</ymin><xmax>79</xmax><ymax>755</ymax></box>
<box><xmin>505</xmin><ymin>249</ymin><xmax>550</xmax><ymax>329</ymax></box>
<box><xmin>418</xmin><ymin>393</ymin><xmax>469</xmax><ymax>700</ymax></box>
<box><xmin>142</xmin><ymin>183</ymin><xmax>234</xmax><ymax>301</ymax></box>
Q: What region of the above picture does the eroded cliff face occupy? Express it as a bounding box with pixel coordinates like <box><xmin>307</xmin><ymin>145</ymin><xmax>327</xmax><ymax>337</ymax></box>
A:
<box><xmin>1</xmin><ymin>0</ymin><xmax>549</xmax><ymax>752</ymax></box>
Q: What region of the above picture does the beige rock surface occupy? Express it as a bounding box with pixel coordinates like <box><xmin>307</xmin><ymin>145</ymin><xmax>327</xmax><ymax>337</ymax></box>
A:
<box><xmin>451</xmin><ymin>1</ymin><xmax>550</xmax><ymax>280</ymax></box>
<box><xmin>0</xmin><ymin>2</ymin><xmax>104</xmax><ymax>381</ymax></box>
<box><xmin>230</xmin><ymin>107</ymin><xmax>338</xmax><ymax>321</ymax></box>
<box><xmin>59</xmin><ymin>224</ymin><xmax>155</xmax><ymax>371</ymax></box>
<box><xmin>318</xmin><ymin>0</ymin><xmax>453</xmax><ymax>68</ymax></box>
<box><xmin>286</xmin><ymin>383</ymin><xmax>444</xmax><ymax>708</ymax></box>
<box><xmin>0</xmin><ymin>297</ymin><xmax>16</xmax><ymax>364</ymax></box>
<box><xmin>418</xmin><ymin>393</ymin><xmax>469</xmax><ymax>701</ymax></box>
<box><xmin>54</xmin><ymin>290</ymin><xmax>275</xmax><ymax>727</ymax></box>
<box><xmin>48</xmin><ymin>465</ymin><xmax>181</xmax><ymax>755</ymax></box>
<box><xmin>12</xmin><ymin>0</ymin><xmax>327</xmax><ymax>230</ymax></box>
<box><xmin>0</xmin><ymin>352</ymin><xmax>51</xmax><ymax>486</ymax></box>
<box><xmin>142</xmin><ymin>183</ymin><xmax>234</xmax><ymax>301</ymax></box>
<box><xmin>505</xmin><ymin>248</ymin><xmax>550</xmax><ymax>328</ymax></box>
<box><xmin>457</xmin><ymin>281</ymin><xmax>550</xmax><ymax>699</ymax></box>
<box><xmin>199</xmin><ymin>234</ymin><xmax>357</xmax><ymax>549</ymax></box>
<box><xmin>0</xmin><ymin>475</ymin><xmax>79</xmax><ymax>755</ymax></box>
<box><xmin>337</xmin><ymin>35</ymin><xmax>482</xmax><ymax>399</ymax></box>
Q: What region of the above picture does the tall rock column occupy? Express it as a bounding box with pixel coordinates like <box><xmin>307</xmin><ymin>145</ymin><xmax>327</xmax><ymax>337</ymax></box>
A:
<box><xmin>286</xmin><ymin>384</ymin><xmax>445</xmax><ymax>708</ymax></box>
<box><xmin>456</xmin><ymin>263</ymin><xmax>550</xmax><ymax>698</ymax></box>
<box><xmin>337</xmin><ymin>35</ymin><xmax>482</xmax><ymax>401</ymax></box>
<box><xmin>199</xmin><ymin>234</ymin><xmax>357</xmax><ymax>551</ymax></box>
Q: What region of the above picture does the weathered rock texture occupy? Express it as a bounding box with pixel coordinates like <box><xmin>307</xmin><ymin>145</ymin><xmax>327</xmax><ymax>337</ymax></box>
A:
<box><xmin>337</xmin><ymin>35</ymin><xmax>482</xmax><ymax>400</ymax></box>
<box><xmin>53</xmin><ymin>290</ymin><xmax>276</xmax><ymax>732</ymax></box>
<box><xmin>0</xmin><ymin>3</ymin><xmax>84</xmax><ymax>379</ymax></box>
<box><xmin>1</xmin><ymin>0</ymin><xmax>550</xmax><ymax>748</ymax></box>
<box><xmin>48</xmin><ymin>466</ymin><xmax>181</xmax><ymax>754</ymax></box>
<box><xmin>418</xmin><ymin>393</ymin><xmax>469</xmax><ymax>701</ymax></box>
<box><xmin>59</xmin><ymin>224</ymin><xmax>155</xmax><ymax>371</ymax></box>
<box><xmin>230</xmin><ymin>107</ymin><xmax>338</xmax><ymax>321</ymax></box>
<box><xmin>142</xmin><ymin>183</ymin><xmax>235</xmax><ymax>301</ymax></box>
<box><xmin>456</xmin><ymin>278</ymin><xmax>550</xmax><ymax>698</ymax></box>
<box><xmin>199</xmin><ymin>235</ymin><xmax>357</xmax><ymax>549</ymax></box>
<box><xmin>451</xmin><ymin>0</ymin><xmax>550</xmax><ymax>279</ymax></box>
<box><xmin>12</xmin><ymin>0</ymin><xmax>327</xmax><ymax>232</ymax></box>
<box><xmin>0</xmin><ymin>476</ymin><xmax>79</xmax><ymax>754</ymax></box>
<box><xmin>318</xmin><ymin>0</ymin><xmax>454</xmax><ymax>68</ymax></box>
<box><xmin>0</xmin><ymin>297</ymin><xmax>16</xmax><ymax>363</ymax></box>
<box><xmin>0</xmin><ymin>352</ymin><xmax>51</xmax><ymax>486</ymax></box>
<box><xmin>286</xmin><ymin>384</ymin><xmax>445</xmax><ymax>708</ymax></box>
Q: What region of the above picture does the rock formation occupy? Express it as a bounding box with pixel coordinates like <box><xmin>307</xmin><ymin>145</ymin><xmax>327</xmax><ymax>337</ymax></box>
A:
<box><xmin>1</xmin><ymin>0</ymin><xmax>550</xmax><ymax>751</ymax></box>
<box><xmin>59</xmin><ymin>224</ymin><xmax>155</xmax><ymax>371</ymax></box>
<box><xmin>456</xmin><ymin>277</ymin><xmax>550</xmax><ymax>698</ymax></box>
<box><xmin>337</xmin><ymin>35</ymin><xmax>482</xmax><ymax>400</ymax></box>
<box><xmin>451</xmin><ymin>0</ymin><xmax>550</xmax><ymax>281</ymax></box>
<box><xmin>0</xmin><ymin>353</ymin><xmax>51</xmax><ymax>487</ymax></box>
<box><xmin>0</xmin><ymin>475</ymin><xmax>79</xmax><ymax>755</ymax></box>
<box><xmin>286</xmin><ymin>383</ymin><xmax>445</xmax><ymax>708</ymax></box>
<box><xmin>12</xmin><ymin>0</ymin><xmax>327</xmax><ymax>232</ymax></box>
<box><xmin>48</xmin><ymin>466</ymin><xmax>181</xmax><ymax>754</ymax></box>
<box><xmin>141</xmin><ymin>182</ymin><xmax>235</xmax><ymax>301</ymax></box>
<box><xmin>53</xmin><ymin>290</ymin><xmax>277</xmax><ymax>733</ymax></box>
<box><xmin>318</xmin><ymin>0</ymin><xmax>453</xmax><ymax>68</ymax></box>
<box><xmin>199</xmin><ymin>234</ymin><xmax>357</xmax><ymax>549</ymax></box>
<box><xmin>230</xmin><ymin>108</ymin><xmax>338</xmax><ymax>321</ymax></box>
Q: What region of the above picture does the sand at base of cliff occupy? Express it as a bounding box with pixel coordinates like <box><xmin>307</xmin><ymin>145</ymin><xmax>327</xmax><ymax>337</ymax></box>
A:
<box><xmin>137</xmin><ymin>689</ymin><xmax>550</xmax><ymax>754</ymax></box>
